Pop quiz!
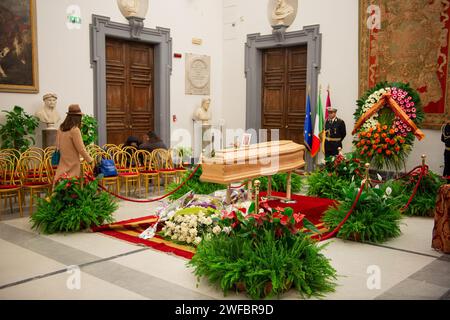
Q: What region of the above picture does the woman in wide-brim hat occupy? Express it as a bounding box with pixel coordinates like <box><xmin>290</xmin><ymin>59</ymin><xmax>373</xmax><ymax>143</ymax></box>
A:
<box><xmin>53</xmin><ymin>104</ymin><xmax>94</xmax><ymax>185</ymax></box>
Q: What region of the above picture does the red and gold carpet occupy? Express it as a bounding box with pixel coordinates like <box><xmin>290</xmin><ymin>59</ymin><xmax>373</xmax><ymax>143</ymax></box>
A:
<box><xmin>92</xmin><ymin>216</ymin><xmax>195</xmax><ymax>259</ymax></box>
<box><xmin>92</xmin><ymin>193</ymin><xmax>336</xmax><ymax>259</ymax></box>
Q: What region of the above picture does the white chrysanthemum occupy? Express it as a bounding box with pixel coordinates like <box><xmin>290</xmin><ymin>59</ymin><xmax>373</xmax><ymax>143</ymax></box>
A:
<box><xmin>205</xmin><ymin>217</ymin><xmax>213</xmax><ymax>226</ymax></box>
<box><xmin>180</xmin><ymin>222</ymin><xmax>188</xmax><ymax>228</ymax></box>
<box><xmin>212</xmin><ymin>226</ymin><xmax>221</xmax><ymax>235</ymax></box>
<box><xmin>194</xmin><ymin>237</ymin><xmax>202</xmax><ymax>245</ymax></box>
<box><xmin>222</xmin><ymin>227</ymin><xmax>232</xmax><ymax>235</ymax></box>
<box><xmin>186</xmin><ymin>237</ymin><xmax>193</xmax><ymax>244</ymax></box>
<box><xmin>171</xmin><ymin>234</ymin><xmax>178</xmax><ymax>241</ymax></box>
<box><xmin>178</xmin><ymin>235</ymin><xmax>186</xmax><ymax>242</ymax></box>
<box><xmin>189</xmin><ymin>228</ymin><xmax>198</xmax><ymax>236</ymax></box>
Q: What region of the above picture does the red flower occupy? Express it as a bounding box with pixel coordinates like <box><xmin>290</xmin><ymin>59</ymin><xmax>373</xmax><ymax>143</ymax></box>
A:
<box><xmin>383</xmin><ymin>125</ymin><xmax>388</xmax><ymax>130</ymax></box>
<box><xmin>372</xmin><ymin>144</ymin><xmax>378</xmax><ymax>150</ymax></box>
<box><xmin>385</xmin><ymin>138</ymin><xmax>390</xmax><ymax>143</ymax></box>
<box><xmin>390</xmin><ymin>140</ymin><xmax>395</xmax><ymax>145</ymax></box>
<box><xmin>377</xmin><ymin>149</ymin><xmax>382</xmax><ymax>154</ymax></box>
<box><xmin>381</xmin><ymin>133</ymin><xmax>387</xmax><ymax>138</ymax></box>
<box><xmin>273</xmin><ymin>212</ymin><xmax>289</xmax><ymax>226</ymax></box>
<box><xmin>386</xmin><ymin>150</ymin><xmax>392</xmax><ymax>155</ymax></box>
<box><xmin>389</xmin><ymin>129</ymin><xmax>395</xmax><ymax>135</ymax></box>
<box><xmin>293</xmin><ymin>213</ymin><xmax>305</xmax><ymax>229</ymax></box>
<box><xmin>223</xmin><ymin>211</ymin><xmax>237</xmax><ymax>220</ymax></box>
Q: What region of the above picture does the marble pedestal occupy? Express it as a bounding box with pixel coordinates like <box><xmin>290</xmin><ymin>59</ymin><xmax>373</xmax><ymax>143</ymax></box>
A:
<box><xmin>42</xmin><ymin>128</ymin><xmax>57</xmax><ymax>148</ymax></box>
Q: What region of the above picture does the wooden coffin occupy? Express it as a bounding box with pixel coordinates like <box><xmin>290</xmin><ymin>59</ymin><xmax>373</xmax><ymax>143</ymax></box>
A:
<box><xmin>200</xmin><ymin>140</ymin><xmax>305</xmax><ymax>184</ymax></box>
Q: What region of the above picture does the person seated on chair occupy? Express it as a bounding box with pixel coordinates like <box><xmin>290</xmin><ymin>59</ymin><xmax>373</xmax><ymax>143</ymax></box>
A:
<box><xmin>123</xmin><ymin>136</ymin><xmax>140</xmax><ymax>165</ymax></box>
<box><xmin>139</xmin><ymin>131</ymin><xmax>167</xmax><ymax>153</ymax></box>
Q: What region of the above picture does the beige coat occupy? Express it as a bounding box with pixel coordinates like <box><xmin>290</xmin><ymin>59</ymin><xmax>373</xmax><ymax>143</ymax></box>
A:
<box><xmin>53</xmin><ymin>127</ymin><xmax>93</xmax><ymax>183</ymax></box>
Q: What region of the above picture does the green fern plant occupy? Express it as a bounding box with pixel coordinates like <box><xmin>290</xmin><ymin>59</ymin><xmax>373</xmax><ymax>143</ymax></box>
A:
<box><xmin>322</xmin><ymin>183</ymin><xmax>403</xmax><ymax>243</ymax></box>
<box><xmin>31</xmin><ymin>174</ymin><xmax>117</xmax><ymax>234</ymax></box>
<box><xmin>189</xmin><ymin>231</ymin><xmax>336</xmax><ymax>299</ymax></box>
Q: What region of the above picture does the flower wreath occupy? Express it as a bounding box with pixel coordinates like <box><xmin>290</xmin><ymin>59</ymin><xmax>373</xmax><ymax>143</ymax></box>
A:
<box><xmin>353</xmin><ymin>82</ymin><xmax>425</xmax><ymax>170</ymax></box>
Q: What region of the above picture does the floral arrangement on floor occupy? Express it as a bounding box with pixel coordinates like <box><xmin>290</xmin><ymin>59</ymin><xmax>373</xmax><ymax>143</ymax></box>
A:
<box><xmin>160</xmin><ymin>208</ymin><xmax>228</xmax><ymax>246</ymax></box>
<box><xmin>353</xmin><ymin>82</ymin><xmax>424</xmax><ymax>170</ymax></box>
<box><xmin>31</xmin><ymin>173</ymin><xmax>117</xmax><ymax>234</ymax></box>
<box><xmin>322</xmin><ymin>182</ymin><xmax>403</xmax><ymax>243</ymax></box>
<box><xmin>188</xmin><ymin>202</ymin><xmax>336</xmax><ymax>299</ymax></box>
<box><xmin>139</xmin><ymin>192</ymin><xmax>226</xmax><ymax>241</ymax></box>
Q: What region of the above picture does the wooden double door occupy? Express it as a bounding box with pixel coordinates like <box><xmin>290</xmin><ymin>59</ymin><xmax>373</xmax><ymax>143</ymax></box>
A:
<box><xmin>261</xmin><ymin>45</ymin><xmax>307</xmax><ymax>144</ymax></box>
<box><xmin>105</xmin><ymin>37</ymin><xmax>155</xmax><ymax>145</ymax></box>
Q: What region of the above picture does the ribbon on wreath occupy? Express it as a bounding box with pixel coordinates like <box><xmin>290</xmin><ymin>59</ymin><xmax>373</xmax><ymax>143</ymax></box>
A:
<box><xmin>352</xmin><ymin>93</ymin><xmax>425</xmax><ymax>141</ymax></box>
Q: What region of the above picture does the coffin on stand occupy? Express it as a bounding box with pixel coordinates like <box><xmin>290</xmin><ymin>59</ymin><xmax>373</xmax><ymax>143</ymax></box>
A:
<box><xmin>200</xmin><ymin>141</ymin><xmax>306</xmax><ymax>204</ymax></box>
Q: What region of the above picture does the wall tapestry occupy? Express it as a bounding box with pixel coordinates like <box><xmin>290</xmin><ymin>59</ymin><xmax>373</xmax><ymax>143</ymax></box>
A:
<box><xmin>359</xmin><ymin>0</ymin><xmax>450</xmax><ymax>129</ymax></box>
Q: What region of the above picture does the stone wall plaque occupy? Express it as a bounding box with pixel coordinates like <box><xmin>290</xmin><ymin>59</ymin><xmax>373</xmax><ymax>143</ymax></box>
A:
<box><xmin>186</xmin><ymin>53</ymin><xmax>210</xmax><ymax>95</ymax></box>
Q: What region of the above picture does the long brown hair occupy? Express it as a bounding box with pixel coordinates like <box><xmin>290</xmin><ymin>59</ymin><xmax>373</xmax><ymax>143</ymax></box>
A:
<box><xmin>60</xmin><ymin>114</ymin><xmax>82</xmax><ymax>132</ymax></box>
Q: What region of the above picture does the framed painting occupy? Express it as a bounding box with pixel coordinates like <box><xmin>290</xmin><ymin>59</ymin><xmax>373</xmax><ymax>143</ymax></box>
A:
<box><xmin>0</xmin><ymin>0</ymin><xmax>39</xmax><ymax>93</ymax></box>
<box><xmin>359</xmin><ymin>0</ymin><xmax>450</xmax><ymax>129</ymax></box>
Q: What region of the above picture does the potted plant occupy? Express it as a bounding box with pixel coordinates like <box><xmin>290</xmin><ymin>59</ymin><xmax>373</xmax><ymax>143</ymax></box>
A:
<box><xmin>81</xmin><ymin>114</ymin><xmax>98</xmax><ymax>145</ymax></box>
<box><xmin>0</xmin><ymin>106</ymin><xmax>40</xmax><ymax>152</ymax></box>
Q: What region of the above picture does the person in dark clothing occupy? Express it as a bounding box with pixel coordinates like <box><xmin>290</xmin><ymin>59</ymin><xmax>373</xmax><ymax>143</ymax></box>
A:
<box><xmin>139</xmin><ymin>131</ymin><xmax>167</xmax><ymax>153</ymax></box>
<box><xmin>325</xmin><ymin>107</ymin><xmax>346</xmax><ymax>158</ymax></box>
<box><xmin>124</xmin><ymin>136</ymin><xmax>140</xmax><ymax>149</ymax></box>
<box><xmin>441</xmin><ymin>121</ymin><xmax>450</xmax><ymax>183</ymax></box>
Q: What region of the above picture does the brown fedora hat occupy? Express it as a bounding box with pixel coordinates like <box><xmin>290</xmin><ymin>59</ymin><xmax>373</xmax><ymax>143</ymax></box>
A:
<box><xmin>66</xmin><ymin>104</ymin><xmax>84</xmax><ymax>115</ymax></box>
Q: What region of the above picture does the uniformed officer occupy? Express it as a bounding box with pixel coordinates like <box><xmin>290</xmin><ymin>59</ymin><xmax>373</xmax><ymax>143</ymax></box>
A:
<box><xmin>441</xmin><ymin>120</ymin><xmax>450</xmax><ymax>183</ymax></box>
<box><xmin>325</xmin><ymin>107</ymin><xmax>347</xmax><ymax>158</ymax></box>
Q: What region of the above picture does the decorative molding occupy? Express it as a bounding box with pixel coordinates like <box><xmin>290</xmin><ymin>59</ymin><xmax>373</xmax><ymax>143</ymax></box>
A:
<box><xmin>90</xmin><ymin>15</ymin><xmax>172</xmax><ymax>146</ymax></box>
<box><xmin>127</xmin><ymin>16</ymin><xmax>144</xmax><ymax>39</ymax></box>
<box><xmin>272</xmin><ymin>24</ymin><xmax>288</xmax><ymax>42</ymax></box>
<box><xmin>245</xmin><ymin>24</ymin><xmax>322</xmax><ymax>171</ymax></box>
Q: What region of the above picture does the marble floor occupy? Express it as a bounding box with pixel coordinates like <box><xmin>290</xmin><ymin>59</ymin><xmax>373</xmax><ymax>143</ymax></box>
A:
<box><xmin>0</xmin><ymin>199</ymin><xmax>449</xmax><ymax>300</ymax></box>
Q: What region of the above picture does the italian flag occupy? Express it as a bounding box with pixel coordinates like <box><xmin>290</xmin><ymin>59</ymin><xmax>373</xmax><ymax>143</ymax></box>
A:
<box><xmin>311</xmin><ymin>91</ymin><xmax>324</xmax><ymax>158</ymax></box>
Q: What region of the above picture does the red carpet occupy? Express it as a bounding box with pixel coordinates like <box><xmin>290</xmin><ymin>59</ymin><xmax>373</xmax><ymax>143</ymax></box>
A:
<box><xmin>92</xmin><ymin>193</ymin><xmax>337</xmax><ymax>259</ymax></box>
<box><xmin>261</xmin><ymin>192</ymin><xmax>337</xmax><ymax>229</ymax></box>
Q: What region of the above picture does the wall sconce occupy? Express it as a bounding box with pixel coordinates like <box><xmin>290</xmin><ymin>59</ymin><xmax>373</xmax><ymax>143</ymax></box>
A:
<box><xmin>117</xmin><ymin>0</ymin><xmax>149</xmax><ymax>38</ymax></box>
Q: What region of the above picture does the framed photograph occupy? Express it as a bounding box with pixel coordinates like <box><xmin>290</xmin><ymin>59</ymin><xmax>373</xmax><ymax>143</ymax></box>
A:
<box><xmin>241</xmin><ymin>133</ymin><xmax>252</xmax><ymax>147</ymax></box>
<box><xmin>0</xmin><ymin>0</ymin><xmax>39</xmax><ymax>93</ymax></box>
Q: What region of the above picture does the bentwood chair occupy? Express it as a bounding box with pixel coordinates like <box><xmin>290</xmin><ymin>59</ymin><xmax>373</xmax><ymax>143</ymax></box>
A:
<box><xmin>95</xmin><ymin>152</ymin><xmax>120</xmax><ymax>194</ymax></box>
<box><xmin>17</xmin><ymin>155</ymin><xmax>51</xmax><ymax>215</ymax></box>
<box><xmin>134</xmin><ymin>150</ymin><xmax>160</xmax><ymax>197</ymax></box>
<box><xmin>0</xmin><ymin>158</ymin><xmax>23</xmax><ymax>218</ymax></box>
<box><xmin>169</xmin><ymin>148</ymin><xmax>188</xmax><ymax>184</ymax></box>
<box><xmin>152</xmin><ymin>149</ymin><xmax>177</xmax><ymax>190</ymax></box>
<box><xmin>21</xmin><ymin>147</ymin><xmax>44</xmax><ymax>160</ymax></box>
<box><xmin>114</xmin><ymin>150</ymin><xmax>140</xmax><ymax>197</ymax></box>
<box><xmin>0</xmin><ymin>150</ymin><xmax>21</xmax><ymax>184</ymax></box>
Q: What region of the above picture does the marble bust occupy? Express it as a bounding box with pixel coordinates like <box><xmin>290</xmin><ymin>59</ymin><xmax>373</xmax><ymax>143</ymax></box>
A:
<box><xmin>118</xmin><ymin>0</ymin><xmax>139</xmax><ymax>17</ymax></box>
<box><xmin>194</xmin><ymin>98</ymin><xmax>211</xmax><ymax>124</ymax></box>
<box><xmin>272</xmin><ymin>0</ymin><xmax>294</xmax><ymax>25</ymax></box>
<box><xmin>35</xmin><ymin>93</ymin><xmax>61</xmax><ymax>128</ymax></box>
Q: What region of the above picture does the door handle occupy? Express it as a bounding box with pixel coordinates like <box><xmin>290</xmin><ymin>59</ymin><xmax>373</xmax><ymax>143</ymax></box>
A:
<box><xmin>285</xmin><ymin>125</ymin><xmax>289</xmax><ymax>129</ymax></box>
<box><xmin>129</xmin><ymin>125</ymin><xmax>133</xmax><ymax>129</ymax></box>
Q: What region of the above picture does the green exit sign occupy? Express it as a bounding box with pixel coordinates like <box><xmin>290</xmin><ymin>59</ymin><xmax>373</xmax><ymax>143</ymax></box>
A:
<box><xmin>68</xmin><ymin>15</ymin><xmax>81</xmax><ymax>24</ymax></box>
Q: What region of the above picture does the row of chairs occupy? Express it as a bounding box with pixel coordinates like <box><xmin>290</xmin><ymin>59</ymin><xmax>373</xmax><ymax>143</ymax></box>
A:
<box><xmin>85</xmin><ymin>145</ymin><xmax>187</xmax><ymax>197</ymax></box>
<box><xmin>0</xmin><ymin>145</ymin><xmax>189</xmax><ymax>219</ymax></box>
